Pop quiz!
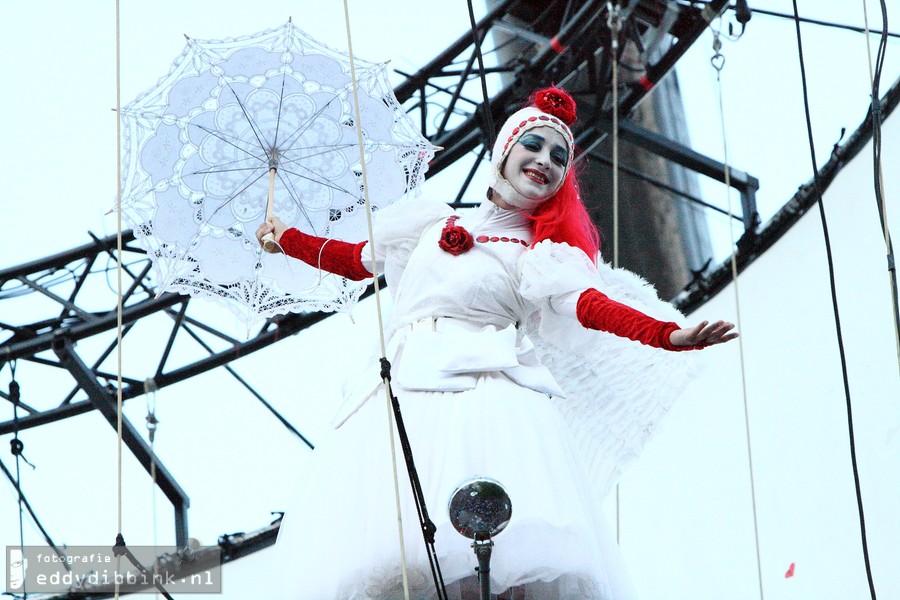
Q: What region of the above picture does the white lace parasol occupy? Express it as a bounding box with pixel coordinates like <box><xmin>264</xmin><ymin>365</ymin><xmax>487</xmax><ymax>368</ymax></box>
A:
<box><xmin>119</xmin><ymin>19</ymin><xmax>435</xmax><ymax>321</ymax></box>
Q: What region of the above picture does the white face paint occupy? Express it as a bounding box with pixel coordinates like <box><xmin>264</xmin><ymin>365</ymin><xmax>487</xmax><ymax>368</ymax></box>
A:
<box><xmin>497</xmin><ymin>126</ymin><xmax>569</xmax><ymax>210</ymax></box>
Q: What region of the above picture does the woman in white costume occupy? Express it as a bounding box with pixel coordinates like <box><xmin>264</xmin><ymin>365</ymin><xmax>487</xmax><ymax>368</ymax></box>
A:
<box><xmin>257</xmin><ymin>87</ymin><xmax>737</xmax><ymax>599</ymax></box>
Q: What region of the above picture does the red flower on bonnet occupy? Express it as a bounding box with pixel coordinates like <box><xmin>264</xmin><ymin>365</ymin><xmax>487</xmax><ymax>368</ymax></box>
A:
<box><xmin>530</xmin><ymin>87</ymin><xmax>577</xmax><ymax>125</ymax></box>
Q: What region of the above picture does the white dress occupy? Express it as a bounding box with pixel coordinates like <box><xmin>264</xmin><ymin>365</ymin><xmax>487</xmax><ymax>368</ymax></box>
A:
<box><xmin>267</xmin><ymin>198</ymin><xmax>698</xmax><ymax>599</ymax></box>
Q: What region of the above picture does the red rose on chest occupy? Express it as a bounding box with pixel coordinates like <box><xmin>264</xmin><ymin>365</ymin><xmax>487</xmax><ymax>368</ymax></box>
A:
<box><xmin>438</xmin><ymin>216</ymin><xmax>474</xmax><ymax>256</ymax></box>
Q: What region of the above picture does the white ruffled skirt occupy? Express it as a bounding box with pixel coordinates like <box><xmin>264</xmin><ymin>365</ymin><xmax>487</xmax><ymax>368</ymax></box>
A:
<box><xmin>266</xmin><ymin>372</ymin><xmax>638</xmax><ymax>599</ymax></box>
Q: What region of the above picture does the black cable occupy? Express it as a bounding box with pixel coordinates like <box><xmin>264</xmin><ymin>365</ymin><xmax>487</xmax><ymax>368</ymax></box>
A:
<box><xmin>6</xmin><ymin>365</ymin><xmax>71</xmax><ymax>573</ymax></box>
<box><xmin>11</xmin><ymin>361</ymin><xmax>28</xmax><ymax>598</ymax></box>
<box><xmin>791</xmin><ymin>4</ymin><xmax>877</xmax><ymax>598</ymax></box>
<box><xmin>721</xmin><ymin>3</ymin><xmax>900</xmax><ymax>39</ymax></box>
<box><xmin>467</xmin><ymin>0</ymin><xmax>496</xmax><ymax>150</ymax></box>
<box><xmin>867</xmin><ymin>0</ymin><xmax>900</xmax><ymax>363</ymax></box>
<box><xmin>0</xmin><ymin>456</ymin><xmax>71</xmax><ymax>569</ymax></box>
<box><xmin>380</xmin><ymin>358</ymin><xmax>448</xmax><ymax>600</ymax></box>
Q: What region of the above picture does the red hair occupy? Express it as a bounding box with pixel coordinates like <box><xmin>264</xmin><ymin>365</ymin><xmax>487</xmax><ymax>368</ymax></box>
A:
<box><xmin>527</xmin><ymin>167</ymin><xmax>601</xmax><ymax>262</ymax></box>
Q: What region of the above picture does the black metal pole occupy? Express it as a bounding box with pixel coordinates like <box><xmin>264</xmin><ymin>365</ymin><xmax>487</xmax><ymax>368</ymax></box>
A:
<box><xmin>474</xmin><ymin>539</ymin><xmax>493</xmax><ymax>600</ymax></box>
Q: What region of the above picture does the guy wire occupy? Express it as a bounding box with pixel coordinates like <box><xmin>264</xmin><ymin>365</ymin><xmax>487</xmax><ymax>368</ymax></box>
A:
<box><xmin>115</xmin><ymin>1</ymin><xmax>125</xmax><ymax>597</ymax></box>
<box><xmin>343</xmin><ymin>4</ymin><xmax>410</xmax><ymax>600</ymax></box>
<box><xmin>710</xmin><ymin>22</ymin><xmax>764</xmax><ymax>600</ymax></box>
<box><xmin>606</xmin><ymin>0</ymin><xmax>623</xmax><ymax>547</ymax></box>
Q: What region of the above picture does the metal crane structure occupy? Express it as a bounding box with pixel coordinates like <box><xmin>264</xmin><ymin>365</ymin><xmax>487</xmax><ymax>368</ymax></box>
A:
<box><xmin>1</xmin><ymin>0</ymin><xmax>794</xmax><ymax>586</ymax></box>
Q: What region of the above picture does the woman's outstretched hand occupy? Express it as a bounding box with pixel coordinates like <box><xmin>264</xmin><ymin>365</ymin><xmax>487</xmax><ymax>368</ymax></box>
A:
<box><xmin>669</xmin><ymin>320</ymin><xmax>738</xmax><ymax>348</ymax></box>
<box><xmin>256</xmin><ymin>217</ymin><xmax>289</xmax><ymax>253</ymax></box>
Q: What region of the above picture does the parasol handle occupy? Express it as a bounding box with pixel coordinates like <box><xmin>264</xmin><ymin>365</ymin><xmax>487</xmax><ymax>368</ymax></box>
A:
<box><xmin>262</xmin><ymin>166</ymin><xmax>277</xmax><ymax>252</ymax></box>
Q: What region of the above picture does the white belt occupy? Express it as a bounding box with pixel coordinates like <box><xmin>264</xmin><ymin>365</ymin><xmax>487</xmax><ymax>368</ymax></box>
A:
<box><xmin>396</xmin><ymin>317</ymin><xmax>563</xmax><ymax>398</ymax></box>
<box><xmin>331</xmin><ymin>316</ymin><xmax>565</xmax><ymax>430</ymax></box>
<box><xmin>408</xmin><ymin>316</ymin><xmax>514</xmax><ymax>334</ymax></box>
<box><xmin>409</xmin><ymin>316</ymin><xmax>438</xmax><ymax>332</ymax></box>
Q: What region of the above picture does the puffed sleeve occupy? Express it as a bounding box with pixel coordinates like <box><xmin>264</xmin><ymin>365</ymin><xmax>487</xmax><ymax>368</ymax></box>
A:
<box><xmin>520</xmin><ymin>240</ymin><xmax>689</xmax><ymax>349</ymax></box>
<box><xmin>358</xmin><ymin>196</ymin><xmax>453</xmax><ymax>286</ymax></box>
<box><xmin>519</xmin><ymin>240</ymin><xmax>598</xmax><ymax>308</ymax></box>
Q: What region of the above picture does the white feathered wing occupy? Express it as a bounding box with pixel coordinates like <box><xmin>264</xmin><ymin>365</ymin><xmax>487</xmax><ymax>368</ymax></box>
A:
<box><xmin>521</xmin><ymin>241</ymin><xmax>704</xmax><ymax>503</ymax></box>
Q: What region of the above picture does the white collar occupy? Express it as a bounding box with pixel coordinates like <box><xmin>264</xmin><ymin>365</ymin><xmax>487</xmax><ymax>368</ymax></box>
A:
<box><xmin>461</xmin><ymin>199</ymin><xmax>531</xmax><ymax>231</ymax></box>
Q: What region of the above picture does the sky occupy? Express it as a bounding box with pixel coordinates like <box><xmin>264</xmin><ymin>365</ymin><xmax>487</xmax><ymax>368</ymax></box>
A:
<box><xmin>1</xmin><ymin>2</ymin><xmax>898</xmax><ymax>263</ymax></box>
<box><xmin>2</xmin><ymin>1</ymin><xmax>899</xmax><ymax>598</ymax></box>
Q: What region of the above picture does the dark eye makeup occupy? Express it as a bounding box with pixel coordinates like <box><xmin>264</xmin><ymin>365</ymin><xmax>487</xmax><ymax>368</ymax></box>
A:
<box><xmin>517</xmin><ymin>133</ymin><xmax>568</xmax><ymax>167</ymax></box>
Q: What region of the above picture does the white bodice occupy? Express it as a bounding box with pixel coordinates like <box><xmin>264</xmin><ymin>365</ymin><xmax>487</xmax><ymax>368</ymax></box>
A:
<box><xmin>362</xmin><ymin>198</ymin><xmax>536</xmax><ymax>339</ymax></box>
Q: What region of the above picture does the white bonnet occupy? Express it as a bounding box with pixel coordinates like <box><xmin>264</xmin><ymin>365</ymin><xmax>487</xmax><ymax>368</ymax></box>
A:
<box><xmin>487</xmin><ymin>88</ymin><xmax>577</xmax><ymax>204</ymax></box>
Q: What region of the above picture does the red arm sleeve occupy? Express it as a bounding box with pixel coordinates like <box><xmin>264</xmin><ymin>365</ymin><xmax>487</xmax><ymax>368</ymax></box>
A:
<box><xmin>278</xmin><ymin>228</ymin><xmax>372</xmax><ymax>281</ymax></box>
<box><xmin>576</xmin><ymin>288</ymin><xmax>699</xmax><ymax>351</ymax></box>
